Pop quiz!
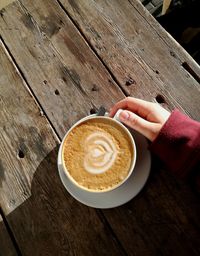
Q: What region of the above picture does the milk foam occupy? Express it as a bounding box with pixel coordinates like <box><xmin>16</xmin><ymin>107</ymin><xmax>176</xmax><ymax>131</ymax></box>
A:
<box><xmin>83</xmin><ymin>131</ymin><xmax>118</xmax><ymax>174</ymax></box>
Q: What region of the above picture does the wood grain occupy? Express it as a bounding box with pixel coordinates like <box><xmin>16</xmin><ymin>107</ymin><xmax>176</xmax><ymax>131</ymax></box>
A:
<box><xmin>0</xmin><ymin>214</ymin><xmax>17</xmax><ymax>256</ymax></box>
<box><xmin>52</xmin><ymin>0</ymin><xmax>200</xmax><ymax>254</ymax></box>
<box><xmin>0</xmin><ymin>0</ymin><xmax>200</xmax><ymax>255</ymax></box>
<box><xmin>0</xmin><ymin>0</ymin><xmax>124</xmax><ymax>138</ymax></box>
<box><xmin>59</xmin><ymin>0</ymin><xmax>200</xmax><ymax>119</ymax></box>
<box><xmin>0</xmin><ymin>0</ymin><xmax>15</xmax><ymax>10</ymax></box>
<box><xmin>102</xmin><ymin>167</ymin><xmax>200</xmax><ymax>255</ymax></box>
<box><xmin>0</xmin><ymin>41</ymin><xmax>125</xmax><ymax>255</ymax></box>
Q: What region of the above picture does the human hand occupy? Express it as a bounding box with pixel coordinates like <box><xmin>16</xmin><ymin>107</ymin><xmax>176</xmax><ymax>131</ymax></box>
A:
<box><xmin>109</xmin><ymin>97</ymin><xmax>170</xmax><ymax>141</ymax></box>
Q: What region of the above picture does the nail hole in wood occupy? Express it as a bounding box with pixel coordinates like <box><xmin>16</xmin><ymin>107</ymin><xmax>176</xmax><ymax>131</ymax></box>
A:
<box><xmin>18</xmin><ymin>150</ymin><xmax>24</xmax><ymax>158</ymax></box>
<box><xmin>156</xmin><ymin>94</ymin><xmax>165</xmax><ymax>104</ymax></box>
<box><xmin>155</xmin><ymin>70</ymin><xmax>159</xmax><ymax>74</ymax></box>
<box><xmin>125</xmin><ymin>77</ymin><xmax>136</xmax><ymax>86</ymax></box>
<box><xmin>43</xmin><ymin>80</ymin><xmax>47</xmax><ymax>84</ymax></box>
<box><xmin>55</xmin><ymin>89</ymin><xmax>60</xmax><ymax>95</ymax></box>
<box><xmin>91</xmin><ymin>84</ymin><xmax>99</xmax><ymax>91</ymax></box>
<box><xmin>90</xmin><ymin>108</ymin><xmax>97</xmax><ymax>114</ymax></box>
<box><xmin>62</xmin><ymin>76</ymin><xmax>67</xmax><ymax>82</ymax></box>
<box><xmin>170</xmin><ymin>51</ymin><xmax>176</xmax><ymax>58</ymax></box>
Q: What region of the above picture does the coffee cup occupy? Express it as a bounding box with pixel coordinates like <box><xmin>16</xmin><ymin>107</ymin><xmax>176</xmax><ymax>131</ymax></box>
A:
<box><xmin>60</xmin><ymin>110</ymin><xmax>137</xmax><ymax>193</ymax></box>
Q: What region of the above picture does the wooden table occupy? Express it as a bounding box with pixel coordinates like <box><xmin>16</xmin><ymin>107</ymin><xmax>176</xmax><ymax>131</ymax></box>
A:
<box><xmin>0</xmin><ymin>0</ymin><xmax>200</xmax><ymax>255</ymax></box>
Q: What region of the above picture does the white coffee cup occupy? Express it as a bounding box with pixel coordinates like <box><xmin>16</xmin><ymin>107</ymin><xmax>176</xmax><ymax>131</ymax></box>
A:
<box><xmin>60</xmin><ymin>110</ymin><xmax>137</xmax><ymax>193</ymax></box>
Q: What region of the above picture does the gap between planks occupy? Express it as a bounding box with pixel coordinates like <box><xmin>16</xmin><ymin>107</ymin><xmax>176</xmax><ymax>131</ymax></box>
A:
<box><xmin>0</xmin><ymin>207</ymin><xmax>22</xmax><ymax>256</ymax></box>
<box><xmin>127</xmin><ymin>0</ymin><xmax>200</xmax><ymax>80</ymax></box>
<box><xmin>0</xmin><ymin>36</ymin><xmax>61</xmax><ymax>143</ymax></box>
<box><xmin>0</xmin><ymin>37</ymin><xmax>60</xmax><ymax>256</ymax></box>
<box><xmin>96</xmin><ymin>209</ymin><xmax>129</xmax><ymax>256</ymax></box>
<box><xmin>0</xmin><ymin>4</ymin><xmax>130</xmax><ymax>254</ymax></box>
<box><xmin>56</xmin><ymin>0</ymin><xmax>130</xmax><ymax>97</ymax></box>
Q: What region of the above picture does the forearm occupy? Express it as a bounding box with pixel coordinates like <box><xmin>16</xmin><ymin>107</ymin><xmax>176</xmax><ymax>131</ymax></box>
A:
<box><xmin>150</xmin><ymin>110</ymin><xmax>200</xmax><ymax>187</ymax></box>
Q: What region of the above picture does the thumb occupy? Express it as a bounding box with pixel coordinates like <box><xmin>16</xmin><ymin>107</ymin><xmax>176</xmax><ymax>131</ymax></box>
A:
<box><xmin>119</xmin><ymin>110</ymin><xmax>160</xmax><ymax>141</ymax></box>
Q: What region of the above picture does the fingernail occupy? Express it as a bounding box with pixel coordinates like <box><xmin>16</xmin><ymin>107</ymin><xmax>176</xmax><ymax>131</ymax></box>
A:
<box><xmin>120</xmin><ymin>111</ymin><xmax>129</xmax><ymax>120</ymax></box>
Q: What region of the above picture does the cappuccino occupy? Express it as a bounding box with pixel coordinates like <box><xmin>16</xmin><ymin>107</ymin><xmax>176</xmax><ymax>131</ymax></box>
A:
<box><xmin>62</xmin><ymin>118</ymin><xmax>134</xmax><ymax>191</ymax></box>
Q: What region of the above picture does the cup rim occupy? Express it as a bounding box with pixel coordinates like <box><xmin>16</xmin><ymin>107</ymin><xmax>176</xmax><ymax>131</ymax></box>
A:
<box><xmin>61</xmin><ymin>115</ymin><xmax>137</xmax><ymax>193</ymax></box>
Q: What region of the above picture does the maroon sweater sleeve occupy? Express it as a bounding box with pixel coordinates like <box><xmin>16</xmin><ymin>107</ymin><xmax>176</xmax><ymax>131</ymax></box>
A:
<box><xmin>150</xmin><ymin>110</ymin><xmax>200</xmax><ymax>187</ymax></box>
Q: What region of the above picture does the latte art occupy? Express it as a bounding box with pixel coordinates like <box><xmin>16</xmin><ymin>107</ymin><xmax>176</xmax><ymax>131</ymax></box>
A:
<box><xmin>62</xmin><ymin>118</ymin><xmax>134</xmax><ymax>191</ymax></box>
<box><xmin>84</xmin><ymin>132</ymin><xmax>118</xmax><ymax>174</ymax></box>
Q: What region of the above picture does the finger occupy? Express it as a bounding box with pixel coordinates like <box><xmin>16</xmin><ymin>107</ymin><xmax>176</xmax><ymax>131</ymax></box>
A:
<box><xmin>119</xmin><ymin>110</ymin><xmax>161</xmax><ymax>141</ymax></box>
<box><xmin>109</xmin><ymin>97</ymin><xmax>154</xmax><ymax>119</ymax></box>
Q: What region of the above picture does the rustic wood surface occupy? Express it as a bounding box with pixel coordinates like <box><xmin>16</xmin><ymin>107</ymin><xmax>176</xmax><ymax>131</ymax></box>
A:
<box><xmin>0</xmin><ymin>0</ymin><xmax>15</xmax><ymax>10</ymax></box>
<box><xmin>60</xmin><ymin>0</ymin><xmax>200</xmax><ymax>119</ymax></box>
<box><xmin>0</xmin><ymin>0</ymin><xmax>200</xmax><ymax>255</ymax></box>
<box><xmin>0</xmin><ymin>214</ymin><xmax>17</xmax><ymax>256</ymax></box>
<box><xmin>0</xmin><ymin>0</ymin><xmax>124</xmax><ymax>137</ymax></box>
<box><xmin>0</xmin><ymin>41</ymin><xmax>126</xmax><ymax>255</ymax></box>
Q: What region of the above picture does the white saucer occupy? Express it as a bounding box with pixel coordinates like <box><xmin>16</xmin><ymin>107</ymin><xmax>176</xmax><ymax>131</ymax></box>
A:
<box><xmin>57</xmin><ymin>123</ymin><xmax>151</xmax><ymax>209</ymax></box>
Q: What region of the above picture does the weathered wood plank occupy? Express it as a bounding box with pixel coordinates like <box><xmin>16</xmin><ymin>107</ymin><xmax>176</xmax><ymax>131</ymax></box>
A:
<box><xmin>0</xmin><ymin>41</ymin><xmax>125</xmax><ymax>255</ymax></box>
<box><xmin>53</xmin><ymin>1</ymin><xmax>200</xmax><ymax>255</ymax></box>
<box><xmin>102</xmin><ymin>167</ymin><xmax>200</xmax><ymax>255</ymax></box>
<box><xmin>1</xmin><ymin>1</ymin><xmax>200</xmax><ymax>256</ymax></box>
<box><xmin>59</xmin><ymin>0</ymin><xmax>200</xmax><ymax>119</ymax></box>
<box><xmin>0</xmin><ymin>214</ymin><xmax>18</xmax><ymax>256</ymax></box>
<box><xmin>0</xmin><ymin>0</ymin><xmax>16</xmax><ymax>10</ymax></box>
<box><xmin>0</xmin><ymin>0</ymin><xmax>124</xmax><ymax>137</ymax></box>
<box><xmin>129</xmin><ymin>0</ymin><xmax>200</xmax><ymax>80</ymax></box>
